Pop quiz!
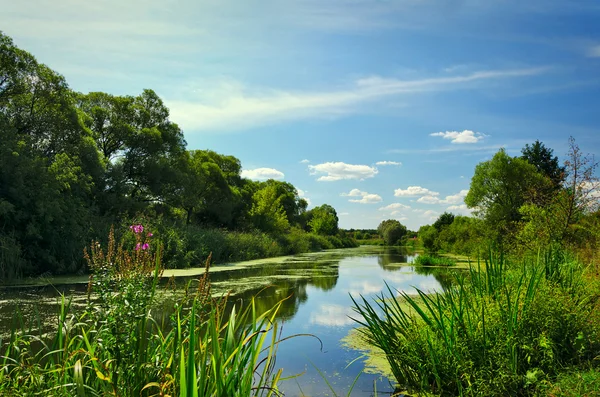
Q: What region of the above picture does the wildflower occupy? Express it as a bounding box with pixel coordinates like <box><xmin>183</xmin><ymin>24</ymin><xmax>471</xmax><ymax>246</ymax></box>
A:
<box><xmin>142</xmin><ymin>243</ymin><xmax>150</xmax><ymax>250</ymax></box>
<box><xmin>130</xmin><ymin>224</ymin><xmax>144</xmax><ymax>234</ymax></box>
<box><xmin>135</xmin><ymin>243</ymin><xmax>141</xmax><ymax>251</ymax></box>
<box><xmin>147</xmin><ymin>232</ymin><xmax>153</xmax><ymax>237</ymax></box>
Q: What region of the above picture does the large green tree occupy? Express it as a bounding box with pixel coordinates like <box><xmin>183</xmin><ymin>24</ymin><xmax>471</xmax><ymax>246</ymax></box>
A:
<box><xmin>465</xmin><ymin>148</ymin><xmax>551</xmax><ymax>241</ymax></box>
<box><xmin>377</xmin><ymin>219</ymin><xmax>407</xmax><ymax>246</ymax></box>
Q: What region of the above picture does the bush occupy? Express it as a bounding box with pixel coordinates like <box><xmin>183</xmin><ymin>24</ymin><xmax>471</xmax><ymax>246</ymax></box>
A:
<box><xmin>413</xmin><ymin>254</ymin><xmax>456</xmax><ymax>267</ymax></box>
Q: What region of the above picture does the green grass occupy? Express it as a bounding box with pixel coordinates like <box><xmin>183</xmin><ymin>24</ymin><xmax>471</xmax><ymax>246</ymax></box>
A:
<box><xmin>351</xmin><ymin>249</ymin><xmax>600</xmax><ymax>396</ymax></box>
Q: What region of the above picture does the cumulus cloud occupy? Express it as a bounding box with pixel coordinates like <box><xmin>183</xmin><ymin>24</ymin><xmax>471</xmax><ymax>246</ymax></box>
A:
<box><xmin>309</xmin><ymin>162</ymin><xmax>378</xmax><ymax>181</ymax></box>
<box><xmin>446</xmin><ymin>204</ymin><xmax>473</xmax><ymax>215</ymax></box>
<box><xmin>297</xmin><ymin>189</ymin><xmax>312</xmax><ymax>206</ymax></box>
<box><xmin>379</xmin><ymin>203</ymin><xmax>411</xmax><ymax>211</ymax></box>
<box><xmin>310</xmin><ymin>304</ymin><xmax>356</xmax><ymax>327</ymax></box>
<box><xmin>376</xmin><ymin>161</ymin><xmax>402</xmax><ymax>166</ymax></box>
<box><xmin>394</xmin><ymin>186</ymin><xmax>439</xmax><ymax>197</ymax></box>
<box><xmin>241</xmin><ymin>167</ymin><xmax>284</xmax><ymax>180</ymax></box>
<box><xmin>430</xmin><ymin>130</ymin><xmax>486</xmax><ymax>144</ymax></box>
<box><xmin>416</xmin><ymin>189</ymin><xmax>469</xmax><ymax>205</ymax></box>
<box><xmin>299</xmin><ymin>159</ymin><xmax>310</xmax><ymax>164</ymax></box>
<box><xmin>341</xmin><ymin>189</ymin><xmax>382</xmax><ymax>204</ymax></box>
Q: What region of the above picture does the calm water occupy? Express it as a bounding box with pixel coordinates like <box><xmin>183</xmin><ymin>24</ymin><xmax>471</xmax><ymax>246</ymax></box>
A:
<box><xmin>0</xmin><ymin>246</ymin><xmax>455</xmax><ymax>396</ymax></box>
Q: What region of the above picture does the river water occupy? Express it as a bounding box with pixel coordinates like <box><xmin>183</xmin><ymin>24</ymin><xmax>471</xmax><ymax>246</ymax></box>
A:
<box><xmin>0</xmin><ymin>246</ymin><xmax>456</xmax><ymax>396</ymax></box>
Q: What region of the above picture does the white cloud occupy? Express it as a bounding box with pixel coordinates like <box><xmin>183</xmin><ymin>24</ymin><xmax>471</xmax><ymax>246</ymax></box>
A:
<box><xmin>379</xmin><ymin>203</ymin><xmax>411</xmax><ymax>211</ymax></box>
<box><xmin>310</xmin><ymin>304</ymin><xmax>356</xmax><ymax>327</ymax></box>
<box><xmin>309</xmin><ymin>162</ymin><xmax>378</xmax><ymax>181</ymax></box>
<box><xmin>446</xmin><ymin>204</ymin><xmax>474</xmax><ymax>216</ymax></box>
<box><xmin>342</xmin><ymin>189</ymin><xmax>382</xmax><ymax>204</ymax></box>
<box><xmin>297</xmin><ymin>189</ymin><xmax>312</xmax><ymax>206</ymax></box>
<box><xmin>350</xmin><ymin>194</ymin><xmax>383</xmax><ymax>204</ymax></box>
<box><xmin>339</xmin><ymin>212</ymin><xmax>350</xmax><ymax>216</ymax></box>
<box><xmin>394</xmin><ymin>186</ymin><xmax>439</xmax><ymax>197</ymax></box>
<box><xmin>300</xmin><ymin>159</ymin><xmax>310</xmax><ymax>164</ymax></box>
<box><xmin>417</xmin><ymin>195</ymin><xmax>441</xmax><ymax>204</ymax></box>
<box><xmin>430</xmin><ymin>130</ymin><xmax>486</xmax><ymax>144</ymax></box>
<box><xmin>375</xmin><ymin>161</ymin><xmax>402</xmax><ymax>166</ymax></box>
<box><xmin>417</xmin><ymin>189</ymin><xmax>469</xmax><ymax>205</ymax></box>
<box><xmin>241</xmin><ymin>167</ymin><xmax>284</xmax><ymax>180</ymax></box>
<box><xmin>341</xmin><ymin>188</ymin><xmax>365</xmax><ymax>197</ymax></box>
<box><xmin>444</xmin><ymin>189</ymin><xmax>469</xmax><ymax>204</ymax></box>
<box><xmin>422</xmin><ymin>210</ymin><xmax>439</xmax><ymax>220</ymax></box>
<box><xmin>168</xmin><ymin>68</ymin><xmax>547</xmax><ymax>132</ymax></box>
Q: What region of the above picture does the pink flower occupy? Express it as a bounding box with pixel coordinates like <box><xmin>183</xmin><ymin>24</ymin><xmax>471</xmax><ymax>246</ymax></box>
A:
<box><xmin>147</xmin><ymin>232</ymin><xmax>153</xmax><ymax>237</ymax></box>
<box><xmin>135</xmin><ymin>243</ymin><xmax>141</xmax><ymax>251</ymax></box>
<box><xmin>130</xmin><ymin>224</ymin><xmax>144</xmax><ymax>234</ymax></box>
<box><xmin>142</xmin><ymin>243</ymin><xmax>150</xmax><ymax>250</ymax></box>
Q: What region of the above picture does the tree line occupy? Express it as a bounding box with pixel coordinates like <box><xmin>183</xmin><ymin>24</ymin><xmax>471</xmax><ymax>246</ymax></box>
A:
<box><xmin>0</xmin><ymin>32</ymin><xmax>352</xmax><ymax>279</ymax></box>
<box><xmin>419</xmin><ymin>139</ymin><xmax>600</xmax><ymax>259</ymax></box>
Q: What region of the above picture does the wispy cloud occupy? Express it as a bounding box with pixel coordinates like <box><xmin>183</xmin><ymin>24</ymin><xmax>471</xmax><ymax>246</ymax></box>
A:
<box><xmin>376</xmin><ymin>160</ymin><xmax>402</xmax><ymax>166</ymax></box>
<box><xmin>309</xmin><ymin>162</ymin><xmax>378</xmax><ymax>181</ymax></box>
<box><xmin>299</xmin><ymin>159</ymin><xmax>311</xmax><ymax>164</ymax></box>
<box><xmin>388</xmin><ymin>144</ymin><xmax>504</xmax><ymax>154</ymax></box>
<box><xmin>168</xmin><ymin>68</ymin><xmax>548</xmax><ymax>132</ymax></box>
<box><xmin>430</xmin><ymin>130</ymin><xmax>487</xmax><ymax>144</ymax></box>
<box><xmin>241</xmin><ymin>168</ymin><xmax>284</xmax><ymax>180</ymax></box>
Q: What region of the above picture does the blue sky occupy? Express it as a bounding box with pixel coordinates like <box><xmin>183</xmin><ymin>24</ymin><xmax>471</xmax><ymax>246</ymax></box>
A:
<box><xmin>3</xmin><ymin>0</ymin><xmax>600</xmax><ymax>230</ymax></box>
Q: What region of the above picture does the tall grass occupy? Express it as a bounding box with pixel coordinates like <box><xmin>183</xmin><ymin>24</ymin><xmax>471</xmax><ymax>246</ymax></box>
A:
<box><xmin>0</xmin><ymin>225</ymin><xmax>288</xmax><ymax>396</ymax></box>
<box><xmin>351</xmin><ymin>249</ymin><xmax>600</xmax><ymax>396</ymax></box>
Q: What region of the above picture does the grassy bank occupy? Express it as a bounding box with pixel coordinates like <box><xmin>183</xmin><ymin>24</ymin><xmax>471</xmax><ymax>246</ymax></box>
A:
<box><xmin>352</xmin><ymin>250</ymin><xmax>600</xmax><ymax>396</ymax></box>
<box><xmin>156</xmin><ymin>223</ymin><xmax>358</xmax><ymax>269</ymax></box>
<box><xmin>0</xmin><ymin>228</ymin><xmax>288</xmax><ymax>396</ymax></box>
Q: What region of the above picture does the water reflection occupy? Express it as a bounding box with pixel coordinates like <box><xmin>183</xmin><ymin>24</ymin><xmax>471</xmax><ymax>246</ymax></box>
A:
<box><xmin>376</xmin><ymin>246</ymin><xmax>417</xmax><ymax>270</ymax></box>
<box><xmin>0</xmin><ymin>246</ymin><xmax>455</xmax><ymax>396</ymax></box>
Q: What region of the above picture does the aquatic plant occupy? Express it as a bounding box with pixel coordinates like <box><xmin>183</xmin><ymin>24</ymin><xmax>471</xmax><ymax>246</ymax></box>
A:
<box><xmin>351</xmin><ymin>249</ymin><xmax>600</xmax><ymax>396</ymax></box>
<box><xmin>413</xmin><ymin>254</ymin><xmax>456</xmax><ymax>267</ymax></box>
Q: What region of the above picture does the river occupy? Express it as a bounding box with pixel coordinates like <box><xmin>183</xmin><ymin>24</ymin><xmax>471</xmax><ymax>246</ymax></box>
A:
<box><xmin>0</xmin><ymin>246</ymin><xmax>457</xmax><ymax>396</ymax></box>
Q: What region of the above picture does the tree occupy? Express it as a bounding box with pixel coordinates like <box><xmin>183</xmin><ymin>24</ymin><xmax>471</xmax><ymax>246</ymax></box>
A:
<box><xmin>377</xmin><ymin>219</ymin><xmax>407</xmax><ymax>245</ymax></box>
<box><xmin>418</xmin><ymin>225</ymin><xmax>438</xmax><ymax>251</ymax></box>
<box><xmin>249</xmin><ymin>184</ymin><xmax>290</xmax><ymax>233</ymax></box>
<box><xmin>433</xmin><ymin>212</ymin><xmax>455</xmax><ymax>232</ymax></box>
<box><xmin>307</xmin><ymin>204</ymin><xmax>339</xmax><ymax>236</ymax></box>
<box><xmin>465</xmin><ymin>148</ymin><xmax>551</xmax><ymax>240</ymax></box>
<box><xmin>521</xmin><ymin>140</ymin><xmax>565</xmax><ymax>190</ymax></box>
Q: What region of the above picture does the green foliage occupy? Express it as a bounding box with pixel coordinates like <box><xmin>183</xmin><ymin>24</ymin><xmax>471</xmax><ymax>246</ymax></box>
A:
<box><xmin>433</xmin><ymin>212</ymin><xmax>455</xmax><ymax>232</ymax></box>
<box><xmin>465</xmin><ymin>148</ymin><xmax>551</xmax><ymax>243</ymax></box>
<box><xmin>351</xmin><ymin>250</ymin><xmax>600</xmax><ymax>396</ymax></box>
<box><xmin>0</xmin><ymin>32</ymin><xmax>351</xmax><ymax>279</ymax></box>
<box><xmin>413</xmin><ymin>254</ymin><xmax>456</xmax><ymax>267</ymax></box>
<box><xmin>377</xmin><ymin>219</ymin><xmax>407</xmax><ymax>246</ymax></box>
<box><xmin>418</xmin><ymin>224</ymin><xmax>439</xmax><ymax>251</ymax></box>
<box><xmin>521</xmin><ymin>140</ymin><xmax>565</xmax><ymax>191</ymax></box>
<box><xmin>307</xmin><ymin>204</ymin><xmax>339</xmax><ymax>236</ymax></box>
<box><xmin>250</xmin><ymin>184</ymin><xmax>291</xmax><ymax>233</ymax></box>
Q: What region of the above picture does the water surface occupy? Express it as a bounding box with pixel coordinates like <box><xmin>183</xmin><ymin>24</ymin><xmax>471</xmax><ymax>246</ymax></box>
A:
<box><xmin>0</xmin><ymin>246</ymin><xmax>455</xmax><ymax>396</ymax></box>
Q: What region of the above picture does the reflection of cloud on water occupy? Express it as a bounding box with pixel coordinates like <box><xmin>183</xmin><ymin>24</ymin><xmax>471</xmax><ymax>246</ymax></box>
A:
<box><xmin>417</xmin><ymin>279</ymin><xmax>442</xmax><ymax>293</ymax></box>
<box><xmin>310</xmin><ymin>304</ymin><xmax>360</xmax><ymax>327</ymax></box>
<box><xmin>346</xmin><ymin>280</ymin><xmax>384</xmax><ymax>296</ymax></box>
<box><xmin>383</xmin><ymin>272</ymin><xmax>414</xmax><ymax>285</ymax></box>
